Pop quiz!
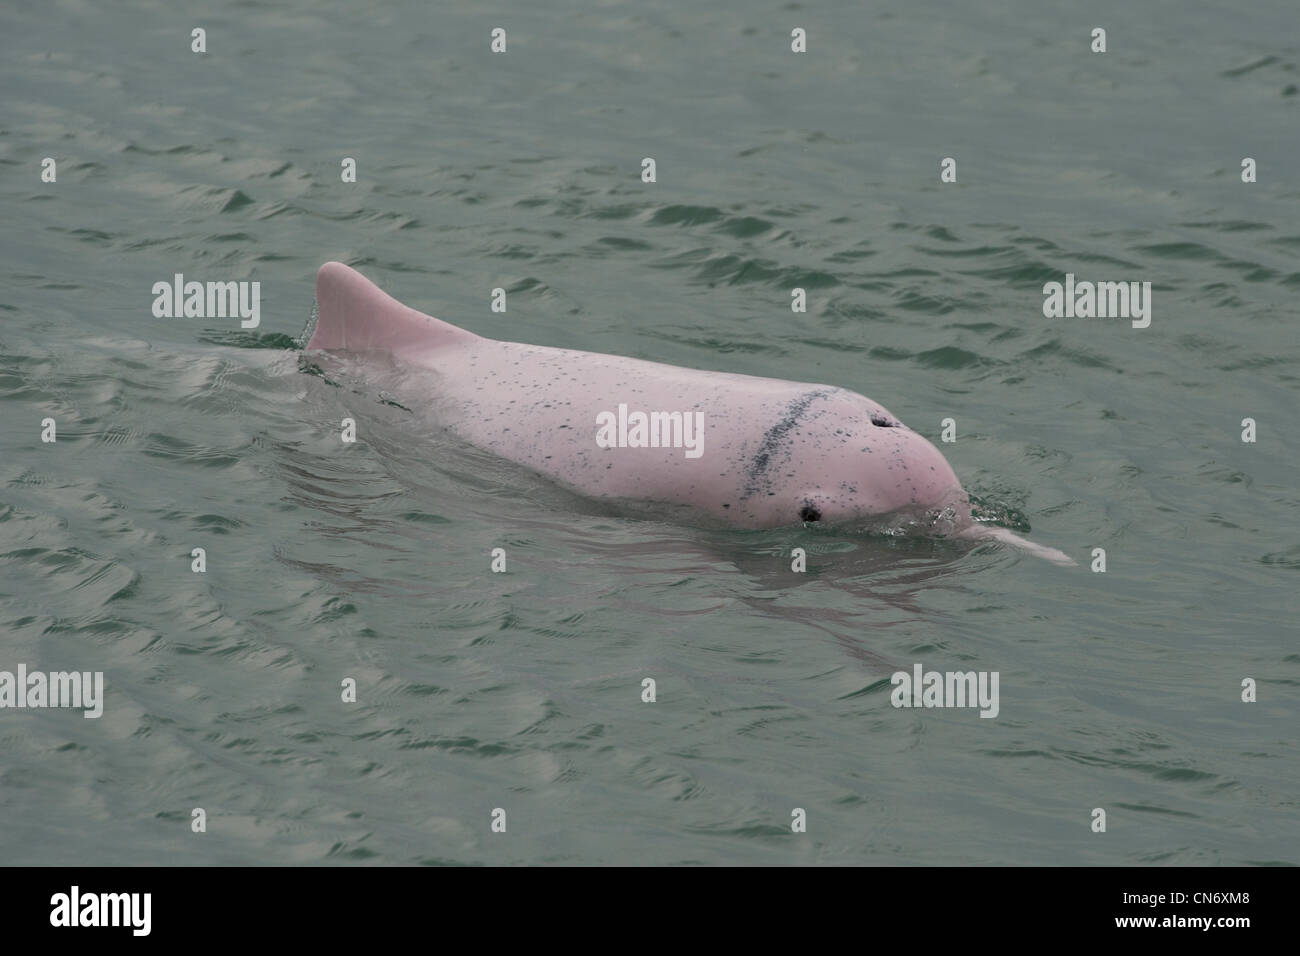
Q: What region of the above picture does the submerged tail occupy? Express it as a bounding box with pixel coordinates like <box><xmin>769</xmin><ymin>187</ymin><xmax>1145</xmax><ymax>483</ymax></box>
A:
<box><xmin>307</xmin><ymin>262</ymin><xmax>478</xmax><ymax>355</ymax></box>
<box><xmin>958</xmin><ymin>524</ymin><xmax>1076</xmax><ymax>566</ymax></box>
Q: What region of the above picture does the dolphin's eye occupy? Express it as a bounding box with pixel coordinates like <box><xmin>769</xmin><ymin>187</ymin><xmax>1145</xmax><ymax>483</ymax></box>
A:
<box><xmin>870</xmin><ymin>413</ymin><xmax>895</xmax><ymax>427</ymax></box>
<box><xmin>799</xmin><ymin>504</ymin><xmax>821</xmax><ymax>522</ymax></box>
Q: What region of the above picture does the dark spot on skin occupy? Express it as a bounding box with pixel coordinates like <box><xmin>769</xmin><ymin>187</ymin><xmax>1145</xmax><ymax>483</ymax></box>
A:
<box><xmin>800</xmin><ymin>504</ymin><xmax>821</xmax><ymax>522</ymax></box>
<box><xmin>742</xmin><ymin>389</ymin><xmax>832</xmax><ymax>499</ymax></box>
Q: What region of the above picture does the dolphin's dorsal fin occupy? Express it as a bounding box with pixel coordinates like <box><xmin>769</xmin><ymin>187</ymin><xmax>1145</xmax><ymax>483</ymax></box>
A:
<box><xmin>308</xmin><ymin>262</ymin><xmax>479</xmax><ymax>355</ymax></box>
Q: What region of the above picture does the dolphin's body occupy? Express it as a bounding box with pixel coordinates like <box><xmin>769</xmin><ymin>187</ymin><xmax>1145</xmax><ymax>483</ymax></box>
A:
<box><xmin>306</xmin><ymin>262</ymin><xmax>1072</xmax><ymax>564</ymax></box>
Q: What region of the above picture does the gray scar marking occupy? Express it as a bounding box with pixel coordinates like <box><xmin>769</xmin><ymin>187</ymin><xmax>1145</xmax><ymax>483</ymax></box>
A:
<box><xmin>741</xmin><ymin>388</ymin><xmax>834</xmax><ymax>500</ymax></box>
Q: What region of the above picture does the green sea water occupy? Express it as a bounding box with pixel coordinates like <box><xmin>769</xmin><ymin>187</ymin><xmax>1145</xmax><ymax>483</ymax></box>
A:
<box><xmin>1</xmin><ymin>0</ymin><xmax>1297</xmax><ymax>865</ymax></box>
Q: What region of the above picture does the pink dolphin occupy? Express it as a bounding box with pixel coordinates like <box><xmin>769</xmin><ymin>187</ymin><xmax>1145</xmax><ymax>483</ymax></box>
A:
<box><xmin>307</xmin><ymin>262</ymin><xmax>1073</xmax><ymax>564</ymax></box>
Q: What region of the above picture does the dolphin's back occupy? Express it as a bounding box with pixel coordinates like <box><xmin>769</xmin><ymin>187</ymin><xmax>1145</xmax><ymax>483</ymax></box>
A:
<box><xmin>308</xmin><ymin>261</ymin><xmax>478</xmax><ymax>355</ymax></box>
